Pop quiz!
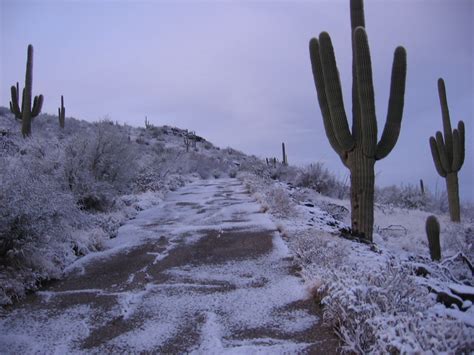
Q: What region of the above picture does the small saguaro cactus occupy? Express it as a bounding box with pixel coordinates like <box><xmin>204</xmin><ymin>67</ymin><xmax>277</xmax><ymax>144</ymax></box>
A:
<box><xmin>184</xmin><ymin>135</ymin><xmax>191</xmax><ymax>152</ymax></box>
<box><xmin>420</xmin><ymin>179</ymin><xmax>425</xmax><ymax>195</ymax></box>
<box><xmin>425</xmin><ymin>215</ymin><xmax>441</xmax><ymax>261</ymax></box>
<box><xmin>145</xmin><ymin>116</ymin><xmax>151</xmax><ymax>129</ymax></box>
<box><xmin>9</xmin><ymin>44</ymin><xmax>44</xmax><ymax>137</ymax></box>
<box><xmin>58</xmin><ymin>95</ymin><xmax>65</xmax><ymax>128</ymax></box>
<box><xmin>308</xmin><ymin>0</ymin><xmax>407</xmax><ymax>241</ymax></box>
<box><xmin>282</xmin><ymin>142</ymin><xmax>288</xmax><ymax>166</ymax></box>
<box><xmin>429</xmin><ymin>79</ymin><xmax>465</xmax><ymax>222</ymax></box>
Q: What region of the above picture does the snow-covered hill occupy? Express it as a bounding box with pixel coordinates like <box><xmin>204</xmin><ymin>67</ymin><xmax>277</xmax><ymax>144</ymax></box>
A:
<box><xmin>1</xmin><ymin>108</ymin><xmax>473</xmax><ymax>352</ymax></box>
<box><xmin>0</xmin><ymin>109</ymin><xmax>265</xmax><ymax>305</ymax></box>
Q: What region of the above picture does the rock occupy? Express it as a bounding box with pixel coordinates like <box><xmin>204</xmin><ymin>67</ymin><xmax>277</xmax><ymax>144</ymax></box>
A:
<box><xmin>436</xmin><ymin>291</ymin><xmax>464</xmax><ymax>309</ymax></box>
<box><xmin>448</xmin><ymin>283</ymin><xmax>474</xmax><ymax>303</ymax></box>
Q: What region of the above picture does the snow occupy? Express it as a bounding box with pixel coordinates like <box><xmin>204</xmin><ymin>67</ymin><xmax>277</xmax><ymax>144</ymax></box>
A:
<box><xmin>449</xmin><ymin>283</ymin><xmax>474</xmax><ymax>296</ymax></box>
<box><xmin>0</xmin><ymin>178</ymin><xmax>322</xmax><ymax>353</ymax></box>
<box><xmin>242</xmin><ymin>173</ymin><xmax>474</xmax><ymax>353</ymax></box>
<box><xmin>2</xmin><ymin>108</ymin><xmax>473</xmax><ymax>352</ymax></box>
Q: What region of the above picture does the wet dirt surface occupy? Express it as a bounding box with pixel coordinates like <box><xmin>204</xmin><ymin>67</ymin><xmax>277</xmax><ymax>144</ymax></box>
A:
<box><xmin>0</xmin><ymin>179</ymin><xmax>339</xmax><ymax>354</ymax></box>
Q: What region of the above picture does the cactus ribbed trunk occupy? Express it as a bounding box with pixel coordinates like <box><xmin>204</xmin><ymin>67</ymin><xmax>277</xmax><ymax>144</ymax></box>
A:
<box><xmin>348</xmin><ymin>148</ymin><xmax>375</xmax><ymax>240</ymax></box>
<box><xmin>22</xmin><ymin>46</ymin><xmax>34</xmax><ymax>137</ymax></box>
<box><xmin>446</xmin><ymin>173</ymin><xmax>460</xmax><ymax>222</ymax></box>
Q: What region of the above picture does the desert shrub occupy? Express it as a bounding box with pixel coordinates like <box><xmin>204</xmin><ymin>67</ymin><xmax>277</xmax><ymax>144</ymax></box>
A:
<box><xmin>64</xmin><ymin>121</ymin><xmax>138</xmax><ymax>210</ymax></box>
<box><xmin>265</xmin><ymin>186</ymin><xmax>295</xmax><ymax>217</ymax></box>
<box><xmin>294</xmin><ymin>163</ymin><xmax>345</xmax><ymax>197</ymax></box>
<box><xmin>376</xmin><ymin>184</ymin><xmax>426</xmax><ymax>210</ymax></box>
<box><xmin>203</xmin><ymin>141</ymin><xmax>213</xmax><ymax>150</ymax></box>
<box><xmin>0</xmin><ymin>140</ymin><xmax>85</xmax><ymax>269</ymax></box>
<box><xmin>268</xmin><ymin>164</ymin><xmax>299</xmax><ymax>183</ymax></box>
<box><xmin>375</xmin><ymin>183</ymin><xmax>456</xmax><ymax>215</ymax></box>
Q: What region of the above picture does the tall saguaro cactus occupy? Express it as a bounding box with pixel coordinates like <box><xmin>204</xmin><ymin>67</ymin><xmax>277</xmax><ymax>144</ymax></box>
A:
<box><xmin>282</xmin><ymin>142</ymin><xmax>288</xmax><ymax>165</ymax></box>
<box><xmin>309</xmin><ymin>0</ymin><xmax>407</xmax><ymax>241</ymax></box>
<box><xmin>58</xmin><ymin>95</ymin><xmax>66</xmax><ymax>128</ymax></box>
<box><xmin>9</xmin><ymin>44</ymin><xmax>44</xmax><ymax>137</ymax></box>
<box><xmin>429</xmin><ymin>79</ymin><xmax>465</xmax><ymax>222</ymax></box>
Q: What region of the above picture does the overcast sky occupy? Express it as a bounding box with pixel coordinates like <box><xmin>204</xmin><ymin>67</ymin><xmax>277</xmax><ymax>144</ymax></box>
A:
<box><xmin>1</xmin><ymin>0</ymin><xmax>473</xmax><ymax>201</ymax></box>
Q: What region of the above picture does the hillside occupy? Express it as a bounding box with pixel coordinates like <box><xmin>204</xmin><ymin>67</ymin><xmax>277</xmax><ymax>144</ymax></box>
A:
<box><xmin>1</xmin><ymin>109</ymin><xmax>473</xmax><ymax>352</ymax></box>
<box><xmin>0</xmin><ymin>108</ymin><xmax>265</xmax><ymax>305</ymax></box>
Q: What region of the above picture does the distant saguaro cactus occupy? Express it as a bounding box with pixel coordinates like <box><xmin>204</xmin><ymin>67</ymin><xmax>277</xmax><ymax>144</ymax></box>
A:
<box><xmin>420</xmin><ymin>179</ymin><xmax>425</xmax><ymax>196</ymax></box>
<box><xmin>429</xmin><ymin>79</ymin><xmax>465</xmax><ymax>222</ymax></box>
<box><xmin>282</xmin><ymin>142</ymin><xmax>288</xmax><ymax>165</ymax></box>
<box><xmin>425</xmin><ymin>215</ymin><xmax>441</xmax><ymax>261</ymax></box>
<box><xmin>309</xmin><ymin>0</ymin><xmax>407</xmax><ymax>241</ymax></box>
<box><xmin>145</xmin><ymin>116</ymin><xmax>151</xmax><ymax>129</ymax></box>
<box><xmin>58</xmin><ymin>95</ymin><xmax>65</xmax><ymax>128</ymax></box>
<box><xmin>9</xmin><ymin>44</ymin><xmax>44</xmax><ymax>137</ymax></box>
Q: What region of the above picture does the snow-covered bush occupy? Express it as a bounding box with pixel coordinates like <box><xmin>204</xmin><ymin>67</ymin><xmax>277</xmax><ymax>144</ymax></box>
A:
<box><xmin>0</xmin><ymin>136</ymin><xmax>102</xmax><ymax>304</ymax></box>
<box><xmin>228</xmin><ymin>168</ymin><xmax>238</xmax><ymax>178</ymax></box>
<box><xmin>1</xmin><ymin>107</ymin><xmax>247</xmax><ymax>304</ymax></box>
<box><xmin>263</xmin><ymin>185</ymin><xmax>296</xmax><ymax>218</ymax></box>
<box><xmin>243</xmin><ymin>172</ymin><xmax>474</xmax><ymax>353</ymax></box>
<box><xmin>376</xmin><ymin>184</ymin><xmax>427</xmax><ymax>210</ymax></box>
<box><xmin>64</xmin><ymin>121</ymin><xmax>138</xmax><ymax>210</ymax></box>
<box><xmin>375</xmin><ymin>183</ymin><xmax>457</xmax><ymax>216</ymax></box>
<box><xmin>295</xmin><ymin>163</ymin><xmax>347</xmax><ymax>198</ymax></box>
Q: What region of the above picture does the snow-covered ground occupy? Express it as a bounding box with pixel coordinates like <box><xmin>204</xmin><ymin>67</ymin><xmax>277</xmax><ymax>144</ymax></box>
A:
<box><xmin>0</xmin><ymin>179</ymin><xmax>338</xmax><ymax>353</ymax></box>
<box><xmin>0</xmin><ymin>110</ymin><xmax>262</xmax><ymax>305</ymax></box>
<box><xmin>243</xmin><ymin>173</ymin><xmax>474</xmax><ymax>353</ymax></box>
<box><xmin>2</xmin><ymin>108</ymin><xmax>473</xmax><ymax>353</ymax></box>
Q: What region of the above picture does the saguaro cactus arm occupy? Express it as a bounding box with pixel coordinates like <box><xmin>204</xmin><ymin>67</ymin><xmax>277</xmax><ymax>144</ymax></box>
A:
<box><xmin>438</xmin><ymin>79</ymin><xmax>453</xmax><ymax>162</ymax></box>
<box><xmin>376</xmin><ymin>46</ymin><xmax>407</xmax><ymax>160</ymax></box>
<box><xmin>436</xmin><ymin>132</ymin><xmax>451</xmax><ymax>172</ymax></box>
<box><xmin>452</xmin><ymin>121</ymin><xmax>465</xmax><ymax>171</ymax></box>
<box><xmin>10</xmin><ymin>83</ymin><xmax>21</xmax><ymax>119</ymax></box>
<box><xmin>31</xmin><ymin>94</ymin><xmax>44</xmax><ymax>118</ymax></box>
<box><xmin>318</xmin><ymin>32</ymin><xmax>355</xmax><ymax>153</ymax></box>
<box><xmin>429</xmin><ymin>136</ymin><xmax>447</xmax><ymax>177</ymax></box>
<box><xmin>309</xmin><ymin>38</ymin><xmax>346</xmax><ymax>157</ymax></box>
<box><xmin>354</xmin><ymin>27</ymin><xmax>377</xmax><ymax>158</ymax></box>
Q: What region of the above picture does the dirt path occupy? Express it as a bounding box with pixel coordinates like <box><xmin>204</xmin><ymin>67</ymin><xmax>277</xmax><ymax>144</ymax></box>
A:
<box><xmin>0</xmin><ymin>179</ymin><xmax>339</xmax><ymax>354</ymax></box>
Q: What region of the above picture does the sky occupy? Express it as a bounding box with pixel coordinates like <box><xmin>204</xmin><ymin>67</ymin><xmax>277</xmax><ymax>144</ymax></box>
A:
<box><xmin>1</xmin><ymin>0</ymin><xmax>473</xmax><ymax>201</ymax></box>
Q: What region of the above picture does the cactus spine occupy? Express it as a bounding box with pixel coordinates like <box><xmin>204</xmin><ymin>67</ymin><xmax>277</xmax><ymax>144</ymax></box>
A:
<box><xmin>309</xmin><ymin>0</ymin><xmax>407</xmax><ymax>241</ymax></box>
<box><xmin>58</xmin><ymin>95</ymin><xmax>65</xmax><ymax>128</ymax></box>
<box><xmin>425</xmin><ymin>215</ymin><xmax>441</xmax><ymax>261</ymax></box>
<box><xmin>9</xmin><ymin>44</ymin><xmax>44</xmax><ymax>137</ymax></box>
<box><xmin>429</xmin><ymin>79</ymin><xmax>465</xmax><ymax>222</ymax></box>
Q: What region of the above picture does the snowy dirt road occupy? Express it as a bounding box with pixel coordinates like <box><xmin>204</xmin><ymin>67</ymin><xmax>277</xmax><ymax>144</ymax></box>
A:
<box><xmin>0</xmin><ymin>178</ymin><xmax>338</xmax><ymax>354</ymax></box>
